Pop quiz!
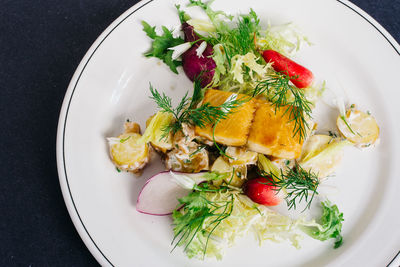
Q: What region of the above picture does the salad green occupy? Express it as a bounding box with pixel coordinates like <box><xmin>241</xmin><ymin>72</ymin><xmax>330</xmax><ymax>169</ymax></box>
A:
<box><xmin>142</xmin><ymin>21</ymin><xmax>184</xmax><ymax>74</ymax></box>
<box><xmin>301</xmin><ymin>200</ymin><xmax>345</xmax><ymax>248</ymax></box>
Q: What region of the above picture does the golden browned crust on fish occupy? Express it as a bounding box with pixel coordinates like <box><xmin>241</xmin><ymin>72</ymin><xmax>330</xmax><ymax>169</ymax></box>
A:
<box><xmin>246</xmin><ymin>100</ymin><xmax>303</xmax><ymax>159</ymax></box>
<box><xmin>195</xmin><ymin>89</ymin><xmax>257</xmax><ymax>146</ymax></box>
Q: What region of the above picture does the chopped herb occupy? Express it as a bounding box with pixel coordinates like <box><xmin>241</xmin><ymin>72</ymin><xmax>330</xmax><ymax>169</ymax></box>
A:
<box><xmin>284</xmin><ymin>159</ymin><xmax>291</xmax><ymax>166</ymax></box>
<box><xmin>328</xmin><ymin>131</ymin><xmax>338</xmax><ymax>138</ymax></box>
<box><xmin>189</xmin><ymin>145</ymin><xmax>206</xmax><ymax>158</ymax></box>
<box><xmin>252</xmin><ymin>204</ymin><xmax>263</xmax><ymax>216</ymax></box>
<box><xmin>367</xmin><ymin>110</ymin><xmax>371</xmax><ymax>115</ymax></box>
<box><xmin>116</xmin><ymin>167</ymin><xmax>121</xmax><ymax>173</ymax></box>
<box><xmin>119</xmin><ymin>136</ymin><xmax>131</xmax><ymax>143</ymax></box>
<box><xmin>340</xmin><ymin>115</ymin><xmax>361</xmax><ymax>137</ymax></box>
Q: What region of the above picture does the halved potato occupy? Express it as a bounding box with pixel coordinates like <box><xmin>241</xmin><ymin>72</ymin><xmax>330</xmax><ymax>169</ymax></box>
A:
<box><xmin>211</xmin><ymin>156</ymin><xmax>247</xmax><ymax>187</ymax></box>
<box><xmin>337</xmin><ymin>108</ymin><xmax>379</xmax><ymax>147</ymax></box>
<box><xmin>109</xmin><ymin>132</ymin><xmax>151</xmax><ymax>173</ymax></box>
<box><xmin>164</xmin><ymin>146</ymin><xmax>209</xmax><ymax>173</ymax></box>
<box><xmin>225</xmin><ymin>146</ymin><xmax>257</xmax><ymax>166</ymax></box>
<box><xmin>124</xmin><ymin>122</ymin><xmax>141</xmax><ymax>134</ymax></box>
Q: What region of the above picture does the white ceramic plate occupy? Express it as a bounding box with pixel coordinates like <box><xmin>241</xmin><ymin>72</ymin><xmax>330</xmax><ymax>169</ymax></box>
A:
<box><xmin>56</xmin><ymin>0</ymin><xmax>400</xmax><ymax>266</ymax></box>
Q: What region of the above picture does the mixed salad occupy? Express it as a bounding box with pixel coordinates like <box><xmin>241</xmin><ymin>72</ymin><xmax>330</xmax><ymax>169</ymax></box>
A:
<box><xmin>107</xmin><ymin>0</ymin><xmax>380</xmax><ymax>260</ymax></box>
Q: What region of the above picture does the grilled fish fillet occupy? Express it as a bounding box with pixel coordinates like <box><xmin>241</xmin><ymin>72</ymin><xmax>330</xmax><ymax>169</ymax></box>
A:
<box><xmin>195</xmin><ymin>89</ymin><xmax>257</xmax><ymax>146</ymax></box>
<box><xmin>247</xmin><ymin>100</ymin><xmax>303</xmax><ymax>159</ymax></box>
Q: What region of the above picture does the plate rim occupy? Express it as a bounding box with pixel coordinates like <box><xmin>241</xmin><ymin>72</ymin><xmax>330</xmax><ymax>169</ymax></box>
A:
<box><xmin>56</xmin><ymin>0</ymin><xmax>400</xmax><ymax>266</ymax></box>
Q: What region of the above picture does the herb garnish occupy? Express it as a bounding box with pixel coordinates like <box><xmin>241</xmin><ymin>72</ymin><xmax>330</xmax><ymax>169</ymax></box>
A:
<box><xmin>340</xmin><ymin>115</ymin><xmax>361</xmax><ymax>137</ymax></box>
<box><xmin>254</xmin><ymin>72</ymin><xmax>312</xmax><ymax>142</ymax></box>
<box><xmin>172</xmin><ymin>187</ymin><xmax>235</xmax><ymax>258</ymax></box>
<box><xmin>119</xmin><ymin>136</ymin><xmax>131</xmax><ymax>143</ymax></box>
<box><xmin>149</xmin><ymin>82</ymin><xmax>247</xmax><ymax>137</ymax></box>
<box><xmin>142</xmin><ymin>21</ymin><xmax>184</xmax><ymax>74</ymax></box>
<box><xmin>328</xmin><ymin>130</ymin><xmax>338</xmax><ymax>138</ymax></box>
<box><xmin>212</xmin><ymin>9</ymin><xmax>260</xmax><ymax>60</ymax></box>
<box><xmin>189</xmin><ymin>145</ymin><xmax>206</xmax><ymax>158</ymax></box>
<box><xmin>262</xmin><ymin>163</ymin><xmax>320</xmax><ymax>211</ymax></box>
<box><xmin>175</xmin><ymin>4</ymin><xmax>189</xmax><ymax>24</ymax></box>
<box><xmin>190</xmin><ymin>0</ymin><xmax>260</xmax><ymax>62</ymax></box>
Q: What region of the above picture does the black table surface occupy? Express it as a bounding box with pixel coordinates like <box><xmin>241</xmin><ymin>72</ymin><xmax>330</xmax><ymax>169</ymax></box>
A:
<box><xmin>1</xmin><ymin>0</ymin><xmax>399</xmax><ymax>266</ymax></box>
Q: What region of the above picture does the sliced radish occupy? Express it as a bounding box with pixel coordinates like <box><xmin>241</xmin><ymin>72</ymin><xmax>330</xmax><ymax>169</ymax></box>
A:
<box><xmin>262</xmin><ymin>49</ymin><xmax>314</xmax><ymax>89</ymax></box>
<box><xmin>136</xmin><ymin>171</ymin><xmax>205</xmax><ymax>216</ymax></box>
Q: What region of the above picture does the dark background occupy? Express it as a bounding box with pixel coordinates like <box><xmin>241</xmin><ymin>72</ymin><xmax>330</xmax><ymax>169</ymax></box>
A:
<box><xmin>0</xmin><ymin>0</ymin><xmax>399</xmax><ymax>266</ymax></box>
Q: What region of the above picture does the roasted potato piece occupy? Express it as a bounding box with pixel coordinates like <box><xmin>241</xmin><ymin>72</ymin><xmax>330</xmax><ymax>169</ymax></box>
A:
<box><xmin>108</xmin><ymin>130</ymin><xmax>151</xmax><ymax>173</ymax></box>
<box><xmin>164</xmin><ymin>147</ymin><xmax>209</xmax><ymax>173</ymax></box>
<box><xmin>224</xmin><ymin>146</ymin><xmax>257</xmax><ymax>166</ymax></box>
<box><xmin>211</xmin><ymin>156</ymin><xmax>247</xmax><ymax>187</ymax></box>
<box><xmin>164</xmin><ymin>123</ymin><xmax>209</xmax><ymax>173</ymax></box>
<box><xmin>268</xmin><ymin>156</ymin><xmax>295</xmax><ymax>174</ymax></box>
<box><xmin>124</xmin><ymin>122</ymin><xmax>141</xmax><ymax>134</ymax></box>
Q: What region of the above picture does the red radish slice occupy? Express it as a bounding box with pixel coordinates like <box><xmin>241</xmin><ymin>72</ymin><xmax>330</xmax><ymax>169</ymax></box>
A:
<box><xmin>136</xmin><ymin>171</ymin><xmax>205</xmax><ymax>216</ymax></box>
<box><xmin>262</xmin><ymin>49</ymin><xmax>314</xmax><ymax>89</ymax></box>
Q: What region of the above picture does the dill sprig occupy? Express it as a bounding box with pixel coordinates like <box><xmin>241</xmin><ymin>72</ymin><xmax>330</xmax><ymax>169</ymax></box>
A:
<box><xmin>261</xmin><ymin>163</ymin><xmax>320</xmax><ymax>211</ymax></box>
<box><xmin>149</xmin><ymin>84</ymin><xmax>189</xmax><ymax>135</ymax></box>
<box><xmin>220</xmin><ymin>10</ymin><xmax>260</xmax><ymax>58</ymax></box>
<box><xmin>149</xmin><ymin>83</ymin><xmax>247</xmax><ymax>137</ymax></box>
<box><xmin>254</xmin><ymin>72</ymin><xmax>312</xmax><ymax>142</ymax></box>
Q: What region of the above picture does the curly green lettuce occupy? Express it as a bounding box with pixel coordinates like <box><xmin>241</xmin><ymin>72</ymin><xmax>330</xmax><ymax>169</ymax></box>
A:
<box><xmin>172</xmin><ymin>190</ymin><xmax>306</xmax><ymax>260</ymax></box>
<box><xmin>301</xmin><ymin>200</ymin><xmax>344</xmax><ymax>248</ymax></box>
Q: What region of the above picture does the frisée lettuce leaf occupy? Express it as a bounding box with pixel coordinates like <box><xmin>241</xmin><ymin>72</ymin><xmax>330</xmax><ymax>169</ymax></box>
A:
<box><xmin>172</xmin><ymin>190</ymin><xmax>307</xmax><ymax>260</ymax></box>
<box><xmin>301</xmin><ymin>200</ymin><xmax>344</xmax><ymax>248</ymax></box>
